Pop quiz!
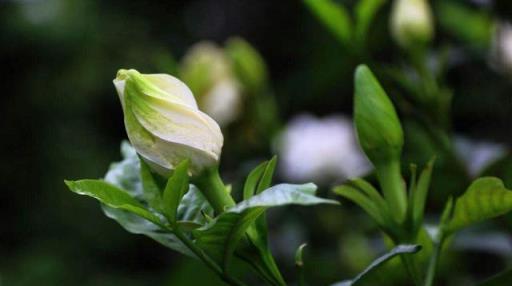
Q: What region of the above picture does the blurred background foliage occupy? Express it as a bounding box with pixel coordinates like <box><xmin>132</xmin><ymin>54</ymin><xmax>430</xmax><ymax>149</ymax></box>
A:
<box><xmin>1</xmin><ymin>0</ymin><xmax>512</xmax><ymax>285</ymax></box>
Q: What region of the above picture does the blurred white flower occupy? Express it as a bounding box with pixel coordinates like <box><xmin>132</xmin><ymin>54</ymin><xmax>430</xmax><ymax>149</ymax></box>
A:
<box><xmin>490</xmin><ymin>21</ymin><xmax>512</xmax><ymax>74</ymax></box>
<box><xmin>454</xmin><ymin>136</ymin><xmax>507</xmax><ymax>177</ymax></box>
<box><xmin>276</xmin><ymin>114</ymin><xmax>371</xmax><ymax>184</ymax></box>
<box><xmin>202</xmin><ymin>79</ymin><xmax>242</xmax><ymax>127</ymax></box>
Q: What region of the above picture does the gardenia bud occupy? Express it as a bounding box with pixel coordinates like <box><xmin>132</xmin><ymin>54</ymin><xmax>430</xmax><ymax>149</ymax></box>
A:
<box><xmin>180</xmin><ymin>42</ymin><xmax>242</xmax><ymax>127</ymax></box>
<box><xmin>354</xmin><ymin>65</ymin><xmax>404</xmax><ymax>164</ymax></box>
<box><xmin>113</xmin><ymin>69</ymin><xmax>223</xmax><ymax>176</ymax></box>
<box><xmin>390</xmin><ymin>0</ymin><xmax>434</xmax><ymax>48</ymax></box>
<box><xmin>354</xmin><ymin>65</ymin><xmax>407</xmax><ymax>221</ymax></box>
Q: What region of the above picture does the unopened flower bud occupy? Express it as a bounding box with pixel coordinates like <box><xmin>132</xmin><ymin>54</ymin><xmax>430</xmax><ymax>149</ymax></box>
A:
<box><xmin>113</xmin><ymin>69</ymin><xmax>223</xmax><ymax>176</ymax></box>
<box><xmin>354</xmin><ymin>65</ymin><xmax>407</xmax><ymax>221</ymax></box>
<box><xmin>354</xmin><ymin>65</ymin><xmax>404</xmax><ymax>164</ymax></box>
<box><xmin>390</xmin><ymin>0</ymin><xmax>434</xmax><ymax>48</ymax></box>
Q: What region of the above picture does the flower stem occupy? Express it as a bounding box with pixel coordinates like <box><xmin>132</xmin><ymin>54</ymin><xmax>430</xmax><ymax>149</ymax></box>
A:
<box><xmin>172</xmin><ymin>226</ymin><xmax>247</xmax><ymax>286</ymax></box>
<box><xmin>424</xmin><ymin>232</ymin><xmax>445</xmax><ymax>286</ymax></box>
<box><xmin>194</xmin><ymin>167</ymin><xmax>236</xmax><ymax>214</ymax></box>
<box><xmin>376</xmin><ymin>159</ymin><xmax>407</xmax><ymax>223</ymax></box>
<box><xmin>400</xmin><ymin>252</ymin><xmax>422</xmax><ymax>286</ymax></box>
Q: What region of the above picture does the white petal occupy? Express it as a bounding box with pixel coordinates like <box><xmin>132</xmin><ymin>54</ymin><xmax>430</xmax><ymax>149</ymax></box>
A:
<box><xmin>143</xmin><ymin>73</ymin><xmax>198</xmax><ymax>109</ymax></box>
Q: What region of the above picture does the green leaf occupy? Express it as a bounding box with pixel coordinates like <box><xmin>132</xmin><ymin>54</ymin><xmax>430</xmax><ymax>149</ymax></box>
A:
<box><xmin>333</xmin><ymin>185</ymin><xmax>389</xmax><ymax>228</ymax></box>
<box><xmin>194</xmin><ymin>183</ymin><xmax>337</xmax><ymax>275</ymax></box>
<box><xmin>354</xmin><ymin>0</ymin><xmax>386</xmax><ymax>45</ymax></box>
<box><xmin>411</xmin><ymin>159</ymin><xmax>435</xmax><ymax>232</ymax></box>
<box><xmin>247</xmin><ymin>156</ymin><xmax>277</xmax><ymax>248</ymax></box>
<box><xmin>332</xmin><ymin>245</ymin><xmax>421</xmax><ymax>286</ymax></box>
<box><xmin>444</xmin><ymin>177</ymin><xmax>512</xmax><ymax>234</ymax></box>
<box><xmin>437</xmin><ymin>1</ymin><xmax>494</xmax><ymax>49</ymax></box>
<box><xmin>303</xmin><ymin>0</ymin><xmax>352</xmax><ymax>45</ymax></box>
<box><xmin>348</xmin><ymin>179</ymin><xmax>389</xmax><ymax>214</ymax></box>
<box><xmin>102</xmin><ymin>204</ymin><xmax>194</xmax><ymax>257</ymax></box>
<box><xmin>65</xmin><ymin>179</ymin><xmax>161</xmax><ymax>225</ymax></box>
<box><xmin>231</xmin><ymin>183</ymin><xmax>338</xmax><ymax>213</ymax></box>
<box><xmin>243</xmin><ymin>161</ymin><xmax>268</xmax><ymax>200</ymax></box>
<box><xmin>177</xmin><ymin>184</ymin><xmax>214</xmax><ymax>225</ymax></box>
<box><xmin>163</xmin><ymin>160</ymin><xmax>190</xmax><ymax>222</ymax></box>
<box><xmin>104</xmin><ymin>141</ymin><xmax>143</xmax><ymax>196</ymax></box>
<box><xmin>100</xmin><ymin>142</ymin><xmax>208</xmax><ymax>256</ymax></box>
<box><xmin>139</xmin><ymin>159</ymin><xmax>163</xmax><ymax>212</ymax></box>
<box><xmin>256</xmin><ymin>156</ymin><xmax>277</xmax><ymax>194</ymax></box>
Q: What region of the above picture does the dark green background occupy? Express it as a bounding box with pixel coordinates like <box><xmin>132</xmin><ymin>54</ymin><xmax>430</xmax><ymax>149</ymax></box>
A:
<box><xmin>1</xmin><ymin>0</ymin><xmax>512</xmax><ymax>285</ymax></box>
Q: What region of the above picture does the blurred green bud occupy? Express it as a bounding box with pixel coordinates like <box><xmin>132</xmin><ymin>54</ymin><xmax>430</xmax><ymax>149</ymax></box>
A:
<box><xmin>354</xmin><ymin>65</ymin><xmax>407</xmax><ymax>221</ymax></box>
<box><xmin>180</xmin><ymin>42</ymin><xmax>233</xmax><ymax>98</ymax></box>
<box><xmin>180</xmin><ymin>42</ymin><xmax>242</xmax><ymax>127</ymax></box>
<box><xmin>354</xmin><ymin>65</ymin><xmax>404</xmax><ymax>164</ymax></box>
<box><xmin>390</xmin><ymin>0</ymin><xmax>434</xmax><ymax>48</ymax></box>
<box><xmin>225</xmin><ymin>37</ymin><xmax>268</xmax><ymax>93</ymax></box>
<box><xmin>113</xmin><ymin>69</ymin><xmax>223</xmax><ymax>176</ymax></box>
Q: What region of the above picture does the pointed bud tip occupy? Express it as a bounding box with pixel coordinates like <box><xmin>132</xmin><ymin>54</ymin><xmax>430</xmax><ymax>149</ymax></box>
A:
<box><xmin>116</xmin><ymin>69</ymin><xmax>139</xmax><ymax>80</ymax></box>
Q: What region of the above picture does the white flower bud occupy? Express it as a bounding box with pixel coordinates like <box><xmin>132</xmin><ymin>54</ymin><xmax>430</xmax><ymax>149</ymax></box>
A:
<box><xmin>390</xmin><ymin>0</ymin><xmax>434</xmax><ymax>48</ymax></box>
<box><xmin>113</xmin><ymin>69</ymin><xmax>223</xmax><ymax>176</ymax></box>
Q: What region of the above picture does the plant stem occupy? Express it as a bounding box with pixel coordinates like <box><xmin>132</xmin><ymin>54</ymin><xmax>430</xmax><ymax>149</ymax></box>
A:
<box><xmin>376</xmin><ymin>159</ymin><xmax>407</xmax><ymax>223</ymax></box>
<box><xmin>172</xmin><ymin>227</ymin><xmax>247</xmax><ymax>286</ymax></box>
<box><xmin>424</xmin><ymin>232</ymin><xmax>445</xmax><ymax>286</ymax></box>
<box><xmin>194</xmin><ymin>167</ymin><xmax>236</xmax><ymax>214</ymax></box>
<box><xmin>400</xmin><ymin>253</ymin><xmax>422</xmax><ymax>286</ymax></box>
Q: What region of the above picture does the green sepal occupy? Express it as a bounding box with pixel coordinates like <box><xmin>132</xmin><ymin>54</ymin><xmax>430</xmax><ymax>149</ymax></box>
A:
<box><xmin>163</xmin><ymin>159</ymin><xmax>190</xmax><ymax>223</ymax></box>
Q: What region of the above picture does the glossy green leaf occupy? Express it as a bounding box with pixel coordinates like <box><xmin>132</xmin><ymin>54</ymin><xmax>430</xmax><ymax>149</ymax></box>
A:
<box><xmin>65</xmin><ymin>179</ymin><xmax>161</xmax><ymax>225</ymax></box>
<box><xmin>332</xmin><ymin>245</ymin><xmax>421</xmax><ymax>286</ymax></box>
<box><xmin>104</xmin><ymin>141</ymin><xmax>143</xmax><ymax>196</ymax></box>
<box><xmin>194</xmin><ymin>183</ymin><xmax>337</xmax><ymax>274</ymax></box>
<box><xmin>177</xmin><ymin>184</ymin><xmax>214</xmax><ymax>226</ymax></box>
<box><xmin>102</xmin><ymin>205</ymin><xmax>194</xmax><ymax>257</ymax></box>
<box><xmin>101</xmin><ymin>143</ymin><xmax>208</xmax><ymax>255</ymax></box>
<box><xmin>163</xmin><ymin>160</ymin><xmax>190</xmax><ymax>222</ymax></box>
<box><xmin>304</xmin><ymin>0</ymin><xmax>352</xmax><ymax>45</ymax></box>
<box><xmin>444</xmin><ymin>177</ymin><xmax>512</xmax><ymax>234</ymax></box>
<box><xmin>232</xmin><ymin>183</ymin><xmax>338</xmax><ymax>212</ymax></box>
